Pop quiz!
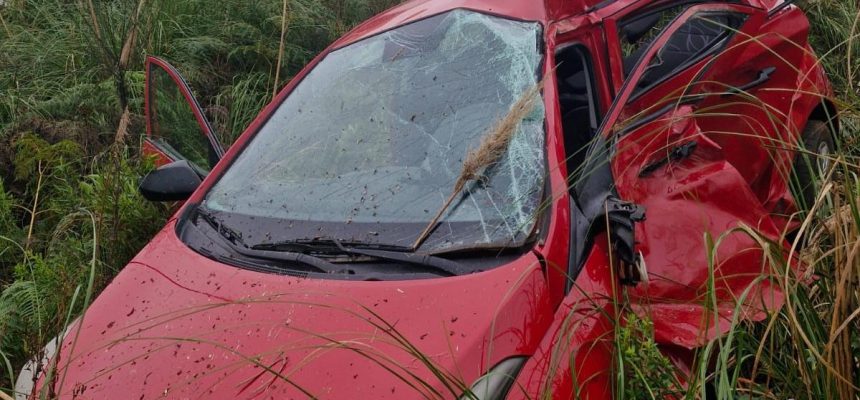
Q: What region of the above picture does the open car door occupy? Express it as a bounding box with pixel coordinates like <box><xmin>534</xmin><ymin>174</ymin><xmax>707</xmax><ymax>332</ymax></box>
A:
<box><xmin>575</xmin><ymin>3</ymin><xmax>789</xmax><ymax>350</ymax></box>
<box><xmin>143</xmin><ymin>56</ymin><xmax>224</xmax><ymax>174</ymax></box>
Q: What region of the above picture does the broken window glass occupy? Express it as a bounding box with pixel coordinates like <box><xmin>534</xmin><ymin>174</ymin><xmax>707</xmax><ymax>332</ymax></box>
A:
<box><xmin>618</xmin><ymin>6</ymin><xmax>686</xmax><ymax>77</ymax></box>
<box><xmin>630</xmin><ymin>12</ymin><xmax>745</xmax><ymax>95</ymax></box>
<box><xmin>203</xmin><ymin>10</ymin><xmax>546</xmax><ymax>251</ymax></box>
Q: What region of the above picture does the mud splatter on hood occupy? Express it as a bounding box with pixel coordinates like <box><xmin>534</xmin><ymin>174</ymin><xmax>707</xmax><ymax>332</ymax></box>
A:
<box><xmin>39</xmin><ymin>223</ymin><xmax>553</xmax><ymax>399</ymax></box>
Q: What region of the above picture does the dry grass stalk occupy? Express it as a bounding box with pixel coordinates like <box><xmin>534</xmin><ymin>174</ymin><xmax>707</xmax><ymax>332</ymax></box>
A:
<box><xmin>114</xmin><ymin>106</ymin><xmax>131</xmax><ymax>147</ymax></box>
<box><xmin>0</xmin><ymin>11</ymin><xmax>11</xmax><ymax>39</ymax></box>
<box><xmin>273</xmin><ymin>0</ymin><xmax>291</xmax><ymax>99</ymax></box>
<box><xmin>84</xmin><ymin>0</ymin><xmax>101</xmax><ymax>40</ymax></box>
<box><xmin>823</xmin><ymin>192</ymin><xmax>858</xmax><ymax>399</ymax></box>
<box><xmin>411</xmin><ymin>78</ymin><xmax>545</xmax><ymax>249</ymax></box>
<box><xmin>790</xmin><ymin>176</ymin><xmax>859</xmax><ymax>398</ymax></box>
<box><xmin>24</xmin><ymin>161</ymin><xmax>45</xmax><ymax>251</ymax></box>
<box><xmin>119</xmin><ymin>0</ymin><xmax>147</xmax><ymax>69</ymax></box>
<box><xmin>848</xmin><ymin>10</ymin><xmax>859</xmax><ymax>91</ymax></box>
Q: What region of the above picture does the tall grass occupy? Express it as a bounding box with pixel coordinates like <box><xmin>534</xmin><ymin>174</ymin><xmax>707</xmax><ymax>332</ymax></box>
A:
<box><xmin>0</xmin><ymin>0</ymin><xmax>400</xmax><ymax>395</ymax></box>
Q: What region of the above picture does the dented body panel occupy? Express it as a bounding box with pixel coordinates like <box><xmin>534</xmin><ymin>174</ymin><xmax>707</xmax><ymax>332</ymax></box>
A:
<box><xmin>26</xmin><ymin>0</ymin><xmax>835</xmax><ymax>399</ymax></box>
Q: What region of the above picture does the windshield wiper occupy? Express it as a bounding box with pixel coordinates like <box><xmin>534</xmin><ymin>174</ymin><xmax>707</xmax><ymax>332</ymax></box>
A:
<box><xmin>193</xmin><ymin>207</ymin><xmax>350</xmax><ymax>275</ymax></box>
<box><xmin>252</xmin><ymin>238</ymin><xmax>471</xmax><ymax>277</ymax></box>
<box><xmin>253</xmin><ymin>239</ymin><xmax>413</xmax><ymax>253</ymax></box>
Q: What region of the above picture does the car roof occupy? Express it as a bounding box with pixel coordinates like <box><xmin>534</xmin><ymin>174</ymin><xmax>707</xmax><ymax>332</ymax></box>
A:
<box><xmin>330</xmin><ymin>0</ymin><xmax>780</xmax><ymax>49</ymax></box>
<box><xmin>329</xmin><ymin>0</ymin><xmax>608</xmax><ymax>49</ymax></box>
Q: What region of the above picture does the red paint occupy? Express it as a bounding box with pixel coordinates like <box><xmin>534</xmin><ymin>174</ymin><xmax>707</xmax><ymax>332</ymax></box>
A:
<box><xmin>31</xmin><ymin>0</ymin><xmax>834</xmax><ymax>399</ymax></box>
<box><xmin>44</xmin><ymin>224</ymin><xmax>553</xmax><ymax>399</ymax></box>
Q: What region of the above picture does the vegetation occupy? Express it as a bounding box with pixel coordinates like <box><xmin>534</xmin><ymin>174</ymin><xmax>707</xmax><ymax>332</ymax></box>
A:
<box><xmin>0</xmin><ymin>0</ymin><xmax>857</xmax><ymax>398</ymax></box>
<box><xmin>0</xmin><ymin>0</ymin><xmax>400</xmax><ymax>394</ymax></box>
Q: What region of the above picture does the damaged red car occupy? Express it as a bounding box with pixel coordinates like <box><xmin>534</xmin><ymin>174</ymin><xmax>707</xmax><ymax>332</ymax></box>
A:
<box><xmin>18</xmin><ymin>0</ymin><xmax>837</xmax><ymax>398</ymax></box>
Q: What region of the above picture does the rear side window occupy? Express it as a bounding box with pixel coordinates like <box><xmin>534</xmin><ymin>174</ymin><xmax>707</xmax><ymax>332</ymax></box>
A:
<box><xmin>619</xmin><ymin>8</ymin><xmax>746</xmax><ymax>95</ymax></box>
<box><xmin>619</xmin><ymin>5</ymin><xmax>686</xmax><ymax>76</ymax></box>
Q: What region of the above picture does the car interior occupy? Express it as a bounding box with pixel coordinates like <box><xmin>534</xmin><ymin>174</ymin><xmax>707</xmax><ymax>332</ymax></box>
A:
<box><xmin>620</xmin><ymin>9</ymin><xmax>742</xmax><ymax>93</ymax></box>
<box><xmin>554</xmin><ymin>44</ymin><xmax>601</xmax><ymax>190</ymax></box>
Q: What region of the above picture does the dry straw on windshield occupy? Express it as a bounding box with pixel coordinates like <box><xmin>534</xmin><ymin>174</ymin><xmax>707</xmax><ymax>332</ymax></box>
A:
<box><xmin>412</xmin><ymin>78</ymin><xmax>546</xmax><ymax>250</ymax></box>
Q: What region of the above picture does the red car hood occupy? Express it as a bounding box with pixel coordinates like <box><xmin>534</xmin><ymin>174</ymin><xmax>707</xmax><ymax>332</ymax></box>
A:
<box><xmin>43</xmin><ymin>223</ymin><xmax>553</xmax><ymax>399</ymax></box>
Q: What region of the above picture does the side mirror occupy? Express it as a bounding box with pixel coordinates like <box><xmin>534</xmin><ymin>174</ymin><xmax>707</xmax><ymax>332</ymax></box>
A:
<box><xmin>139</xmin><ymin>160</ymin><xmax>203</xmax><ymax>202</ymax></box>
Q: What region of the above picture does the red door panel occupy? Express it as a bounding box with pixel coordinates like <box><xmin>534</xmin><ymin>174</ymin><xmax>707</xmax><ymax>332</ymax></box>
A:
<box><xmin>613</xmin><ymin>106</ymin><xmax>784</xmax><ymax>346</ymax></box>
<box><xmin>693</xmin><ymin>7</ymin><xmax>812</xmax><ymax>220</ymax></box>
<box><xmin>143</xmin><ymin>56</ymin><xmax>223</xmax><ymax>173</ymax></box>
<box><xmin>513</xmin><ymin>6</ymin><xmax>799</xmax><ymax>398</ymax></box>
<box><xmin>607</xmin><ymin>5</ymin><xmax>790</xmax><ymax>347</ymax></box>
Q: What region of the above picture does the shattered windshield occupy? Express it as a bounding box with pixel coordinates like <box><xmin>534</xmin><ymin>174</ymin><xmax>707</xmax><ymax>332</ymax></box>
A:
<box><xmin>203</xmin><ymin>10</ymin><xmax>545</xmax><ymax>252</ymax></box>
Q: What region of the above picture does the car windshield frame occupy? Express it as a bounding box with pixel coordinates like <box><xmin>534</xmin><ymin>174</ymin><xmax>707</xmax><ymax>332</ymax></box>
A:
<box><xmin>183</xmin><ymin>9</ymin><xmax>549</xmax><ymax>256</ymax></box>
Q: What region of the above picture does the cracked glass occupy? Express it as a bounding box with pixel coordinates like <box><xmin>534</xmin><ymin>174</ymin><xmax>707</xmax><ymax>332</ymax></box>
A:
<box><xmin>628</xmin><ymin>12</ymin><xmax>744</xmax><ymax>96</ymax></box>
<box><xmin>203</xmin><ymin>10</ymin><xmax>545</xmax><ymax>251</ymax></box>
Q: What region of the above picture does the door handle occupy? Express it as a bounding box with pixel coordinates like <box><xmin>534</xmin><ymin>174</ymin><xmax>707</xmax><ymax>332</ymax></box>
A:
<box><xmin>639</xmin><ymin>140</ymin><xmax>698</xmax><ymax>177</ymax></box>
<box><xmin>722</xmin><ymin>66</ymin><xmax>776</xmax><ymax>97</ymax></box>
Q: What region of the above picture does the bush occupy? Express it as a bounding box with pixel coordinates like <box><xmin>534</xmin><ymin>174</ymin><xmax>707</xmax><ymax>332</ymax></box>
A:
<box><xmin>0</xmin><ymin>0</ymin><xmax>402</xmax><ymax>393</ymax></box>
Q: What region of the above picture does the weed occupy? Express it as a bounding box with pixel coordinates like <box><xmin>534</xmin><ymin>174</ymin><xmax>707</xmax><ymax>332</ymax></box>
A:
<box><xmin>616</xmin><ymin>312</ymin><xmax>681</xmax><ymax>399</ymax></box>
<box><xmin>0</xmin><ymin>0</ymin><xmax>401</xmax><ymax>395</ymax></box>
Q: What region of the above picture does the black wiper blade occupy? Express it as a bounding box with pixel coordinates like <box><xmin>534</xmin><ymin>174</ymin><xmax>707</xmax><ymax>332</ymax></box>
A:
<box><xmin>333</xmin><ymin>240</ymin><xmax>471</xmax><ymax>277</ymax></box>
<box><xmin>253</xmin><ymin>239</ymin><xmax>413</xmax><ymax>253</ymax></box>
<box><xmin>194</xmin><ymin>207</ymin><xmax>350</xmax><ymax>275</ymax></box>
<box><xmin>254</xmin><ymin>238</ymin><xmax>472</xmax><ymax>277</ymax></box>
<box><xmin>234</xmin><ymin>247</ymin><xmax>353</xmax><ymax>275</ymax></box>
